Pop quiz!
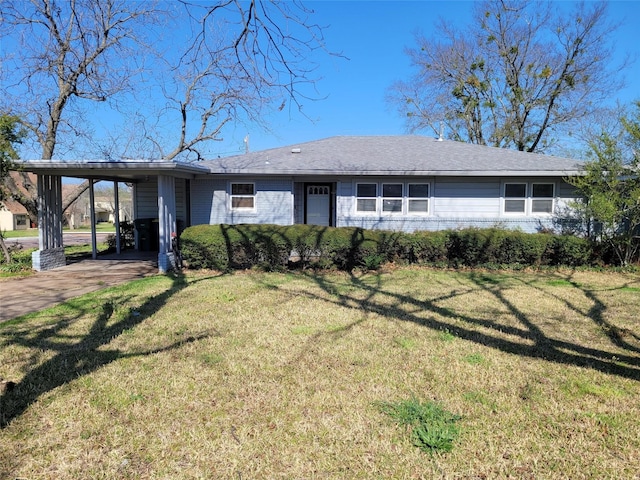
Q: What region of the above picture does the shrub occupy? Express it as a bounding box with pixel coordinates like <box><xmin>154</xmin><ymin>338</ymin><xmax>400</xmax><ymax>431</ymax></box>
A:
<box><xmin>180</xmin><ymin>224</ymin><xmax>600</xmax><ymax>272</ymax></box>
<box><xmin>399</xmin><ymin>230</ymin><xmax>449</xmax><ymax>265</ymax></box>
<box><xmin>180</xmin><ymin>224</ymin><xmax>234</xmax><ymax>271</ymax></box>
<box><xmin>547</xmin><ymin>235</ymin><xmax>593</xmax><ymax>266</ymax></box>
<box><xmin>447</xmin><ymin>228</ymin><xmax>500</xmax><ymax>266</ymax></box>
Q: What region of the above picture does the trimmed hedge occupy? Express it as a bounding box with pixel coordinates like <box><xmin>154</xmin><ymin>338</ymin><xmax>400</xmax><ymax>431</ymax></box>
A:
<box><xmin>180</xmin><ymin>224</ymin><xmax>596</xmax><ymax>272</ymax></box>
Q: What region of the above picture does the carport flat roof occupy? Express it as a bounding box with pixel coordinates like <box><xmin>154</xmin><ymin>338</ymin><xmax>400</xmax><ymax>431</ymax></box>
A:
<box><xmin>15</xmin><ymin>160</ymin><xmax>210</xmax><ymax>181</ymax></box>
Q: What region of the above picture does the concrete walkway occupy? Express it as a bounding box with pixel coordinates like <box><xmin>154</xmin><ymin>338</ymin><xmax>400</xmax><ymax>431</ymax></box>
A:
<box><xmin>0</xmin><ymin>252</ymin><xmax>158</xmax><ymax>323</ymax></box>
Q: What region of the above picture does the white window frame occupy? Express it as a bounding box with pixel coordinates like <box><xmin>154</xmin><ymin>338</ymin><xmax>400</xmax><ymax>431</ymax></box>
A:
<box><xmin>354</xmin><ymin>181</ymin><xmax>433</xmax><ymax>216</ymax></box>
<box><xmin>503</xmin><ymin>182</ymin><xmax>527</xmax><ymax>214</ymax></box>
<box><xmin>230</xmin><ymin>182</ymin><xmax>256</xmax><ymax>211</ymax></box>
<box><xmin>531</xmin><ymin>182</ymin><xmax>555</xmax><ymax>215</ymax></box>
<box><xmin>381</xmin><ymin>183</ymin><xmax>404</xmax><ymax>214</ymax></box>
<box><xmin>355</xmin><ymin>182</ymin><xmax>378</xmax><ymax>214</ymax></box>
<box><xmin>407</xmin><ymin>183</ymin><xmax>430</xmax><ymax>215</ymax></box>
<box><xmin>501</xmin><ymin>181</ymin><xmax>556</xmax><ymax>216</ymax></box>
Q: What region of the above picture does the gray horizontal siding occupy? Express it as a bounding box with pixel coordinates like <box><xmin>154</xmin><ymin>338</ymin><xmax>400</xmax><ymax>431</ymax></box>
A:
<box><xmin>191</xmin><ymin>178</ymin><xmax>293</xmax><ymax>226</ymax></box>
<box><xmin>338</xmin><ymin>216</ymin><xmax>554</xmax><ymax>234</ymax></box>
<box><xmin>135</xmin><ymin>180</ymin><xmax>158</xmax><ymax>219</ymax></box>
<box><xmin>190</xmin><ymin>174</ymin><xmax>576</xmax><ymax>234</ymax></box>
<box><xmin>433</xmin><ymin>178</ymin><xmax>499</xmax><ymax>217</ymax></box>
<box><xmin>190</xmin><ymin>178</ymin><xmax>226</xmax><ymax>225</ymax></box>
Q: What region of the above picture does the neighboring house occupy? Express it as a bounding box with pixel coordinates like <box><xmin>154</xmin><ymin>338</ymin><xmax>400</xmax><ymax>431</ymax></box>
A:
<box><xmin>16</xmin><ymin>135</ymin><xmax>584</xmax><ymax>271</ymax></box>
<box><xmin>0</xmin><ymin>199</ymin><xmax>30</xmax><ymax>231</ymax></box>
<box><xmin>1</xmin><ymin>171</ymin><xmax>36</xmax><ymax>231</ymax></box>
<box><xmin>95</xmin><ymin>197</ymin><xmax>133</xmax><ymax>224</ymax></box>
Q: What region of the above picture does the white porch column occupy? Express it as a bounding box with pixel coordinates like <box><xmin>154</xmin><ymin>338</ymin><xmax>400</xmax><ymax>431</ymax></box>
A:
<box><xmin>157</xmin><ymin>174</ymin><xmax>177</xmax><ymax>272</ymax></box>
<box><xmin>89</xmin><ymin>180</ymin><xmax>97</xmax><ymax>259</ymax></box>
<box><xmin>113</xmin><ymin>181</ymin><xmax>121</xmax><ymax>254</ymax></box>
<box><xmin>32</xmin><ymin>174</ymin><xmax>66</xmax><ymax>270</ymax></box>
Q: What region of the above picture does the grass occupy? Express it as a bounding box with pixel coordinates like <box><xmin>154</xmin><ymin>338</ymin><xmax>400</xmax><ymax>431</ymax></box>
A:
<box><xmin>1</xmin><ymin>267</ymin><xmax>639</xmax><ymax>478</ymax></box>
<box><xmin>2</xmin><ymin>223</ymin><xmax>116</xmax><ymax>239</ymax></box>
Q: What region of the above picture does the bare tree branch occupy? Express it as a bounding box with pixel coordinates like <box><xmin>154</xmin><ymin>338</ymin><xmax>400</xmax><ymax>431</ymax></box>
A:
<box><xmin>389</xmin><ymin>0</ymin><xmax>628</xmax><ymax>153</ymax></box>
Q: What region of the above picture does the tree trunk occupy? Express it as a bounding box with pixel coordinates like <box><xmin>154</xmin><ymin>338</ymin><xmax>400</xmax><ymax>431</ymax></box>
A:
<box><xmin>0</xmin><ymin>234</ymin><xmax>11</xmax><ymax>264</ymax></box>
<box><xmin>62</xmin><ymin>179</ymin><xmax>91</xmax><ymax>213</ymax></box>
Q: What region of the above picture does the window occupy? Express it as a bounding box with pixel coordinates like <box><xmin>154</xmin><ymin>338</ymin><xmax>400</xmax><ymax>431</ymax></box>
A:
<box><xmin>408</xmin><ymin>183</ymin><xmax>429</xmax><ymax>213</ymax></box>
<box><xmin>355</xmin><ymin>181</ymin><xmax>432</xmax><ymax>215</ymax></box>
<box><xmin>504</xmin><ymin>183</ymin><xmax>526</xmax><ymax>213</ymax></box>
<box><xmin>532</xmin><ymin>183</ymin><xmax>555</xmax><ymax>214</ymax></box>
<box><xmin>230</xmin><ymin>183</ymin><xmax>255</xmax><ymax>210</ymax></box>
<box><xmin>15</xmin><ymin>215</ymin><xmax>27</xmax><ymax>226</ymax></box>
<box><xmin>382</xmin><ymin>183</ymin><xmax>403</xmax><ymax>213</ymax></box>
<box><xmin>356</xmin><ymin>183</ymin><xmax>377</xmax><ymax>212</ymax></box>
<box><xmin>503</xmin><ymin>182</ymin><xmax>556</xmax><ymax>215</ymax></box>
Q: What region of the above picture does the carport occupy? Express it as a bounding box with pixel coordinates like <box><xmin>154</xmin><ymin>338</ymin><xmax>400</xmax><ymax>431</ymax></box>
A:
<box><xmin>14</xmin><ymin>160</ymin><xmax>209</xmax><ymax>273</ymax></box>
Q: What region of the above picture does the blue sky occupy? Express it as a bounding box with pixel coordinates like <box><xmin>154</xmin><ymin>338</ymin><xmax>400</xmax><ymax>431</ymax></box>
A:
<box><xmin>4</xmin><ymin>1</ymin><xmax>638</xmax><ymax>160</ymax></box>
<box><xmin>215</xmin><ymin>0</ymin><xmax>640</xmax><ymax>157</ymax></box>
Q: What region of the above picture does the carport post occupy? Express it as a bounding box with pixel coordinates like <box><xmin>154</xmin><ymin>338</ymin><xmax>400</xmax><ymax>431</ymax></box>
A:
<box><xmin>89</xmin><ymin>179</ymin><xmax>97</xmax><ymax>260</ymax></box>
<box><xmin>113</xmin><ymin>181</ymin><xmax>121</xmax><ymax>254</ymax></box>
<box><xmin>157</xmin><ymin>174</ymin><xmax>176</xmax><ymax>273</ymax></box>
<box><xmin>31</xmin><ymin>174</ymin><xmax>66</xmax><ymax>271</ymax></box>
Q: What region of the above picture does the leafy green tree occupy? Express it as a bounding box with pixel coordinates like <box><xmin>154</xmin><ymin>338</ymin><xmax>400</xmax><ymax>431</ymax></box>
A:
<box><xmin>565</xmin><ymin>102</ymin><xmax>640</xmax><ymax>266</ymax></box>
<box><xmin>0</xmin><ymin>115</ymin><xmax>27</xmax><ymax>262</ymax></box>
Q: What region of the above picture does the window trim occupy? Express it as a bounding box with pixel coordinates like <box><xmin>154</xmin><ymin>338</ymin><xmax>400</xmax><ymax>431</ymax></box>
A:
<box><xmin>354</xmin><ymin>181</ymin><xmax>432</xmax><ymax>216</ymax></box>
<box><xmin>407</xmin><ymin>183</ymin><xmax>430</xmax><ymax>215</ymax></box>
<box><xmin>531</xmin><ymin>182</ymin><xmax>555</xmax><ymax>215</ymax></box>
<box><xmin>501</xmin><ymin>181</ymin><xmax>556</xmax><ymax>216</ymax></box>
<box><xmin>229</xmin><ymin>182</ymin><xmax>256</xmax><ymax>211</ymax></box>
<box><xmin>503</xmin><ymin>182</ymin><xmax>527</xmax><ymax>215</ymax></box>
<box><xmin>355</xmin><ymin>182</ymin><xmax>378</xmax><ymax>214</ymax></box>
<box><xmin>381</xmin><ymin>183</ymin><xmax>404</xmax><ymax>215</ymax></box>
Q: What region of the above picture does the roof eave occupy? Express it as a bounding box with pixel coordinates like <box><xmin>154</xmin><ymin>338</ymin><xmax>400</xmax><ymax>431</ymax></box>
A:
<box><xmin>207</xmin><ymin>169</ymin><xmax>583</xmax><ymax>177</ymax></box>
<box><xmin>13</xmin><ymin>160</ymin><xmax>209</xmax><ymax>180</ymax></box>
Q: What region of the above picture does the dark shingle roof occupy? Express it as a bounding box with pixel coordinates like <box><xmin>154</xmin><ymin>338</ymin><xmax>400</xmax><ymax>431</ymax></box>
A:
<box><xmin>202</xmin><ymin>136</ymin><xmax>583</xmax><ymax>177</ymax></box>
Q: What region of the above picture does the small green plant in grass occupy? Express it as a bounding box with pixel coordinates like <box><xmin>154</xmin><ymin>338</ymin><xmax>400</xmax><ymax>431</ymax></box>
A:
<box><xmin>199</xmin><ymin>353</ymin><xmax>223</xmax><ymax>365</ymax></box>
<box><xmin>463</xmin><ymin>353</ymin><xmax>486</xmax><ymax>365</ymax></box>
<box><xmin>375</xmin><ymin>398</ymin><xmax>461</xmax><ymax>453</ymax></box>
<box><xmin>393</xmin><ymin>336</ymin><xmax>417</xmax><ymax>350</ymax></box>
<box><xmin>437</xmin><ymin>329</ymin><xmax>456</xmax><ymax>342</ymax></box>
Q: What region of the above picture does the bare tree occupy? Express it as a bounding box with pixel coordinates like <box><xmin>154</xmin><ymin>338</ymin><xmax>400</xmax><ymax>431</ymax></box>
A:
<box><xmin>112</xmin><ymin>0</ymin><xmax>329</xmax><ymax>162</ymax></box>
<box><xmin>388</xmin><ymin>0</ymin><xmax>628</xmax><ymax>153</ymax></box>
<box><xmin>1</xmin><ymin>0</ymin><xmax>331</xmax><ymax>213</ymax></box>
<box><xmin>1</xmin><ymin>0</ymin><xmax>158</xmax><ymax>160</ymax></box>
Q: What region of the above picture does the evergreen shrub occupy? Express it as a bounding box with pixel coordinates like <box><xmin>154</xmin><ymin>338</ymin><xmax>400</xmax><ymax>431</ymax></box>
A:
<box><xmin>179</xmin><ymin>224</ymin><xmax>598</xmax><ymax>272</ymax></box>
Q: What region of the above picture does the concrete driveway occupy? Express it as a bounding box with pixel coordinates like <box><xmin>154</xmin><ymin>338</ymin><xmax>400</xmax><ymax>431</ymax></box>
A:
<box><xmin>0</xmin><ymin>252</ymin><xmax>158</xmax><ymax>323</ymax></box>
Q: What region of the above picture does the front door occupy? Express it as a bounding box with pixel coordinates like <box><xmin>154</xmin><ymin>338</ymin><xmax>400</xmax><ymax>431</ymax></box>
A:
<box><xmin>306</xmin><ymin>185</ymin><xmax>331</xmax><ymax>226</ymax></box>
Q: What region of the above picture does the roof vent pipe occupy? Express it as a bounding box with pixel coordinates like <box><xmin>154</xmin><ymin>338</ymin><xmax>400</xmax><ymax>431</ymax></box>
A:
<box><xmin>438</xmin><ymin>122</ymin><xmax>444</xmax><ymax>141</ymax></box>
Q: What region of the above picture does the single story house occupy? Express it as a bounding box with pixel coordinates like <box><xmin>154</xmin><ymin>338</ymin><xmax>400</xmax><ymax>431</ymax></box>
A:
<box><xmin>16</xmin><ymin>135</ymin><xmax>584</xmax><ymax>272</ymax></box>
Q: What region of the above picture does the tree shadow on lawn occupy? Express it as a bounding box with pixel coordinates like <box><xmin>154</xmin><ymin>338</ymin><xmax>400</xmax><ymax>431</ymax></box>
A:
<box><xmin>0</xmin><ymin>272</ymin><xmax>219</xmax><ymax>430</ymax></box>
<box><xmin>302</xmin><ymin>270</ymin><xmax>640</xmax><ymax>381</ymax></box>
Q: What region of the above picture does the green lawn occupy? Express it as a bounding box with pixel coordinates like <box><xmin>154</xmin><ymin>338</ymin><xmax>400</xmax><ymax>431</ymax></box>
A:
<box><xmin>2</xmin><ymin>224</ymin><xmax>116</xmax><ymax>238</ymax></box>
<box><xmin>1</xmin><ymin>267</ymin><xmax>639</xmax><ymax>479</ymax></box>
